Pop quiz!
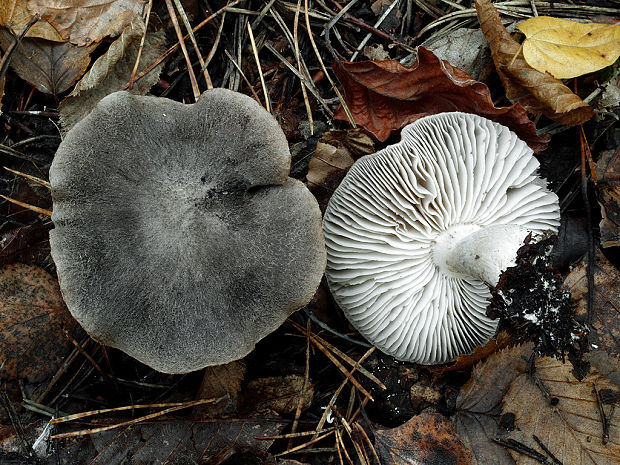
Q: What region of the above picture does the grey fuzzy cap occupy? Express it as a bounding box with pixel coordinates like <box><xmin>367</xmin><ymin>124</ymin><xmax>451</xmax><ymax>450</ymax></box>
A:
<box><xmin>50</xmin><ymin>89</ymin><xmax>326</xmax><ymax>373</ymax></box>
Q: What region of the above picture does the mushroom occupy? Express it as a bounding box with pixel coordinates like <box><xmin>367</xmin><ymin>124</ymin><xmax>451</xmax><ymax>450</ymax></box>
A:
<box><xmin>49</xmin><ymin>89</ymin><xmax>326</xmax><ymax>374</ymax></box>
<box><xmin>323</xmin><ymin>112</ymin><xmax>559</xmax><ymax>364</ymax></box>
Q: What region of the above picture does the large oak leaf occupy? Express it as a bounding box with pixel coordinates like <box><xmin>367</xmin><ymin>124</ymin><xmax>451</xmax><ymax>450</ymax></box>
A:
<box><xmin>333</xmin><ymin>47</ymin><xmax>549</xmax><ymax>152</ymax></box>
<box><xmin>475</xmin><ymin>0</ymin><xmax>593</xmax><ymax>126</ymax></box>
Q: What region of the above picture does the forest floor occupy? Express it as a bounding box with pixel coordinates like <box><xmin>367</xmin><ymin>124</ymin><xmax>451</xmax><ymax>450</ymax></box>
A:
<box><xmin>1</xmin><ymin>1</ymin><xmax>619</xmax><ymax>464</ymax></box>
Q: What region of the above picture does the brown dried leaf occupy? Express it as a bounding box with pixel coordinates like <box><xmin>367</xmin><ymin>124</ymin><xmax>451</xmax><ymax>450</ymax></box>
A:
<box><xmin>475</xmin><ymin>0</ymin><xmax>594</xmax><ymax>126</ymax></box>
<box><xmin>437</xmin><ymin>331</ymin><xmax>512</xmax><ymax>374</ymax></box>
<box><xmin>503</xmin><ymin>357</ymin><xmax>620</xmax><ymax>464</ymax></box>
<box><xmin>26</xmin><ymin>0</ymin><xmax>147</xmax><ymax>46</ymax></box>
<box><xmin>564</xmin><ymin>249</ymin><xmax>620</xmax><ymax>356</ymax></box>
<box><xmin>0</xmin><ymin>263</ymin><xmax>77</xmax><ymax>382</ymax></box>
<box><xmin>60</xmin><ymin>16</ymin><xmax>166</xmax><ymax>130</ymax></box>
<box><xmin>596</xmin><ymin>148</ymin><xmax>620</xmax><ymax>248</ymax></box>
<box><xmin>0</xmin><ymin>30</ymin><xmax>95</xmax><ymax>95</ymax></box>
<box><xmin>0</xmin><ymin>0</ymin><xmax>63</xmax><ymax>41</ymax></box>
<box><xmin>333</xmin><ymin>47</ymin><xmax>549</xmax><ymax>152</ymax></box>
<box><xmin>587</xmin><ymin>350</ymin><xmax>620</xmax><ymax>389</ymax></box>
<box><xmin>320</xmin><ymin>128</ymin><xmax>376</xmax><ymax>159</ymax></box>
<box><xmin>240</xmin><ymin>375</ymin><xmax>313</xmax><ymax>415</ymax></box>
<box><xmin>194</xmin><ymin>360</ymin><xmax>246</xmax><ymax>418</ymax></box>
<box><xmin>0</xmin><ymin>223</ymin><xmax>51</xmax><ymax>267</ymax></box>
<box><xmin>307</xmin><ymin>140</ymin><xmax>355</xmax><ymax>212</ymax></box>
<box><xmin>452</xmin><ymin>343</ymin><xmax>534</xmax><ymax>465</ymax></box>
<box><xmin>375</xmin><ymin>412</ymin><xmax>472</xmax><ymax>465</ymax></box>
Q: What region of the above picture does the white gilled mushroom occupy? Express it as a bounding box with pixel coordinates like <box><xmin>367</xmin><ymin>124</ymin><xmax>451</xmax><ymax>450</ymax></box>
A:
<box><xmin>323</xmin><ymin>112</ymin><xmax>560</xmax><ymax>364</ymax></box>
<box><xmin>49</xmin><ymin>89</ymin><xmax>326</xmax><ymax>374</ymax></box>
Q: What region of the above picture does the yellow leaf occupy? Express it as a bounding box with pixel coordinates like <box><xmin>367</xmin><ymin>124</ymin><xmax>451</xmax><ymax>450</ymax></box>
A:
<box><xmin>518</xmin><ymin>16</ymin><xmax>620</xmax><ymax>79</ymax></box>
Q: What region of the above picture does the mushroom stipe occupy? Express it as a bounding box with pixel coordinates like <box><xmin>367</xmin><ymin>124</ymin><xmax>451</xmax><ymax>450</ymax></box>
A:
<box><xmin>49</xmin><ymin>89</ymin><xmax>326</xmax><ymax>374</ymax></box>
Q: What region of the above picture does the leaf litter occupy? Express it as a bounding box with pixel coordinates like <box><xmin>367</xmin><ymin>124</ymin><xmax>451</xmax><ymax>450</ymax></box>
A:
<box><xmin>1</xmin><ymin>0</ymin><xmax>620</xmax><ymax>464</ymax></box>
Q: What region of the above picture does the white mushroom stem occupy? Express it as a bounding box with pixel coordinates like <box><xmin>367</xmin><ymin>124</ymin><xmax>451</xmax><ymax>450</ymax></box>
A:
<box><xmin>432</xmin><ymin>224</ymin><xmax>529</xmax><ymax>287</ymax></box>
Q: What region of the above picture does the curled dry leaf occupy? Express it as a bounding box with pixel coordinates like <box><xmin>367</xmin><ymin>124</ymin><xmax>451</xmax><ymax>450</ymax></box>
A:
<box><xmin>502</xmin><ymin>357</ymin><xmax>620</xmax><ymax>465</ymax></box>
<box><xmin>452</xmin><ymin>343</ymin><xmax>534</xmax><ymax>465</ymax></box>
<box><xmin>518</xmin><ymin>16</ymin><xmax>620</xmax><ymax>79</ymax></box>
<box><xmin>240</xmin><ymin>375</ymin><xmax>314</xmax><ymax>415</ymax></box>
<box><xmin>564</xmin><ymin>249</ymin><xmax>620</xmax><ymax>357</ymax></box>
<box><xmin>0</xmin><ymin>30</ymin><xmax>95</xmax><ymax>95</ymax></box>
<box><xmin>375</xmin><ymin>412</ymin><xmax>472</xmax><ymax>465</ymax></box>
<box><xmin>194</xmin><ymin>360</ymin><xmax>246</xmax><ymax>418</ymax></box>
<box><xmin>333</xmin><ymin>47</ymin><xmax>550</xmax><ymax>152</ymax></box>
<box><xmin>60</xmin><ymin>15</ymin><xmax>166</xmax><ymax>130</ymax></box>
<box><xmin>0</xmin><ymin>0</ymin><xmax>63</xmax><ymax>41</ymax></box>
<box><xmin>475</xmin><ymin>0</ymin><xmax>594</xmax><ymax>126</ymax></box>
<box><xmin>306</xmin><ymin>140</ymin><xmax>355</xmax><ymax>212</ymax></box>
<box><xmin>434</xmin><ymin>331</ymin><xmax>512</xmax><ymax>374</ymax></box>
<box><xmin>27</xmin><ymin>0</ymin><xmax>147</xmax><ymax>46</ymax></box>
<box><xmin>0</xmin><ymin>263</ymin><xmax>78</xmax><ymax>382</ymax></box>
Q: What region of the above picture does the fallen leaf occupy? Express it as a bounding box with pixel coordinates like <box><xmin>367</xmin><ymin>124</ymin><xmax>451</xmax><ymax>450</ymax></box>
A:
<box><xmin>564</xmin><ymin>249</ymin><xmax>620</xmax><ymax>356</ymax></box>
<box><xmin>475</xmin><ymin>0</ymin><xmax>593</xmax><ymax>126</ymax></box>
<box><xmin>194</xmin><ymin>360</ymin><xmax>246</xmax><ymax>418</ymax></box>
<box><xmin>587</xmin><ymin>350</ymin><xmax>620</xmax><ymax>389</ymax></box>
<box><xmin>452</xmin><ymin>343</ymin><xmax>534</xmax><ymax>465</ymax></box>
<box><xmin>60</xmin><ymin>15</ymin><xmax>166</xmax><ymax>130</ymax></box>
<box><xmin>333</xmin><ymin>47</ymin><xmax>550</xmax><ymax>152</ymax></box>
<box><xmin>503</xmin><ymin>356</ymin><xmax>620</xmax><ymax>464</ymax></box>
<box><xmin>306</xmin><ymin>140</ymin><xmax>355</xmax><ymax>212</ymax></box>
<box><xmin>0</xmin><ymin>30</ymin><xmax>95</xmax><ymax>95</ymax></box>
<box><xmin>0</xmin><ymin>263</ymin><xmax>78</xmax><ymax>382</ymax></box>
<box><xmin>422</xmin><ymin>27</ymin><xmax>491</xmax><ymax>81</ymax></box>
<box><xmin>436</xmin><ymin>331</ymin><xmax>512</xmax><ymax>373</ymax></box>
<box><xmin>375</xmin><ymin>412</ymin><xmax>472</xmax><ymax>465</ymax></box>
<box><xmin>320</xmin><ymin>128</ymin><xmax>376</xmax><ymax>159</ymax></box>
<box><xmin>27</xmin><ymin>0</ymin><xmax>147</xmax><ymax>46</ymax></box>
<box><xmin>518</xmin><ymin>16</ymin><xmax>620</xmax><ymax>79</ymax></box>
<box><xmin>595</xmin><ymin>148</ymin><xmax>620</xmax><ymax>248</ymax></box>
<box><xmin>0</xmin><ymin>0</ymin><xmax>63</xmax><ymax>41</ymax></box>
<box><xmin>0</xmin><ymin>223</ymin><xmax>51</xmax><ymax>267</ymax></box>
<box><xmin>56</xmin><ymin>418</ymin><xmax>286</xmax><ymax>464</ymax></box>
<box><xmin>240</xmin><ymin>375</ymin><xmax>314</xmax><ymax>415</ymax></box>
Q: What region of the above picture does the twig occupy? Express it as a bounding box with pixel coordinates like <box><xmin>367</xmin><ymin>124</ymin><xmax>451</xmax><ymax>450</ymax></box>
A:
<box><xmin>289</xmin><ymin>319</ymin><xmax>311</xmax><ymax>448</ymax></box>
<box><xmin>173</xmin><ymin>0</ymin><xmax>213</xmax><ymax>88</ymax></box>
<box><xmin>304</xmin><ymin>0</ymin><xmax>355</xmax><ymax>126</ymax></box>
<box><xmin>493</xmin><ymin>437</ymin><xmax>549</xmax><ymax>464</ymax></box>
<box><xmin>294</xmin><ymin>0</ymin><xmax>313</xmax><ymax>133</ymax></box>
<box><xmin>0</xmin><ymin>15</ymin><xmax>39</xmax><ymax>85</ymax></box>
<box><xmin>51</xmin><ymin>397</ymin><xmax>223</xmax><ymax>439</ymax></box>
<box><xmin>223</xmin><ymin>49</ymin><xmax>262</xmax><ymax>104</ymax></box>
<box><xmin>164</xmin><ymin>0</ymin><xmax>200</xmax><ymax>100</ymax></box>
<box><xmin>350</xmin><ymin>0</ymin><xmax>401</xmax><ymax>61</ymax></box>
<box><xmin>273</xmin><ymin>430</ymin><xmax>335</xmax><ymax>457</ymax></box>
<box><xmin>4</xmin><ymin>167</ymin><xmax>50</xmax><ymax>189</ymax></box>
<box><xmin>0</xmin><ymin>195</ymin><xmax>51</xmax><ymax>217</ymax></box>
<box><xmin>533</xmin><ymin>434</ymin><xmax>563</xmax><ymax>465</ymax></box>
<box><xmin>129</xmin><ymin>0</ymin><xmax>153</xmax><ymax>90</ymax></box>
<box><xmin>246</xmin><ymin>22</ymin><xmax>271</xmax><ymax>112</ymax></box>
<box><xmin>594</xmin><ymin>385</ymin><xmax>610</xmax><ymax>445</ymax></box>
<box><xmin>122</xmin><ymin>0</ymin><xmax>243</xmax><ymax>90</ymax></box>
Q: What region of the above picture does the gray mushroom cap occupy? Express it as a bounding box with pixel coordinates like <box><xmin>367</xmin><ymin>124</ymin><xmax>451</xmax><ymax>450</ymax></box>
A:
<box><xmin>49</xmin><ymin>89</ymin><xmax>326</xmax><ymax>374</ymax></box>
<box><xmin>323</xmin><ymin>112</ymin><xmax>560</xmax><ymax>365</ymax></box>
